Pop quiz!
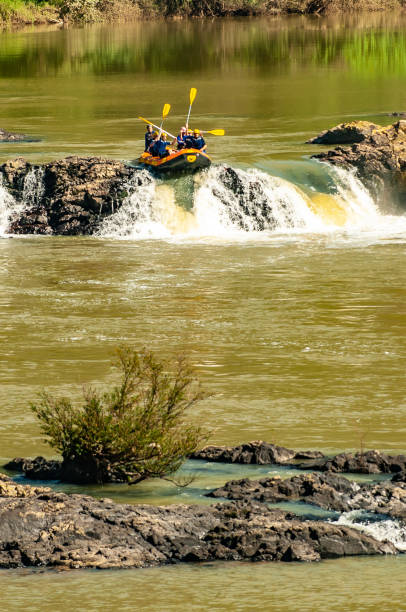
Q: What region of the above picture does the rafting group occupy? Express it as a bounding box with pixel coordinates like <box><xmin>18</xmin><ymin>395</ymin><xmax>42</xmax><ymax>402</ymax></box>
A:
<box><xmin>137</xmin><ymin>88</ymin><xmax>224</xmax><ymax>174</ymax></box>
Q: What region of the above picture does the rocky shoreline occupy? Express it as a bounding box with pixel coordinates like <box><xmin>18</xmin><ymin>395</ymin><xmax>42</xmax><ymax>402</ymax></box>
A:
<box><xmin>0</xmin><ymin>472</ymin><xmax>398</xmax><ymax>570</ymax></box>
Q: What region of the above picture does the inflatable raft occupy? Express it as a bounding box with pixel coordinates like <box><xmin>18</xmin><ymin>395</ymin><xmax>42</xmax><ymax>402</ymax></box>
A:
<box><xmin>138</xmin><ymin>148</ymin><xmax>211</xmax><ymax>174</ymax></box>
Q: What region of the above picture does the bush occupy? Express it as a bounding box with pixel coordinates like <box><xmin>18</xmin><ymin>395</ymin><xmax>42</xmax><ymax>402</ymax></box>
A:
<box><xmin>31</xmin><ymin>346</ymin><xmax>209</xmax><ymax>484</ymax></box>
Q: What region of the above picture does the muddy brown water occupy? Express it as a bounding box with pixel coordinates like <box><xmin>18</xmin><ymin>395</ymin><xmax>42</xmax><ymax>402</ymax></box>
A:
<box><xmin>0</xmin><ymin>13</ymin><xmax>405</xmax><ymax>611</ymax></box>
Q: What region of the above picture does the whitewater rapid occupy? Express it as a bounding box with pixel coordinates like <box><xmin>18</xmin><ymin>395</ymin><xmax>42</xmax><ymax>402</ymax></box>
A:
<box><xmin>1</xmin><ymin>162</ymin><xmax>406</xmax><ymax>242</ymax></box>
<box><xmin>96</xmin><ymin>164</ymin><xmax>401</xmax><ymax>241</ymax></box>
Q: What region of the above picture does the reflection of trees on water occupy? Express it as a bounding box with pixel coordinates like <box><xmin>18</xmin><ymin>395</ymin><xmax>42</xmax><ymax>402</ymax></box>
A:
<box><xmin>1</xmin><ymin>14</ymin><xmax>406</xmax><ymax>77</ymax></box>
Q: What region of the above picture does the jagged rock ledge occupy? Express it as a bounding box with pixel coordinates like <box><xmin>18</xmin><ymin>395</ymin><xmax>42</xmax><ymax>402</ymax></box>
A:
<box><xmin>191</xmin><ymin>441</ymin><xmax>406</xmax><ymax>475</ymax></box>
<box><xmin>0</xmin><ymin>473</ymin><xmax>396</xmax><ymax>570</ymax></box>
<box><xmin>308</xmin><ymin>120</ymin><xmax>406</xmax><ymax>208</ymax></box>
<box><xmin>0</xmin><ymin>156</ymin><xmax>149</xmax><ymax>236</ymax></box>
<box><xmin>208</xmin><ymin>472</ymin><xmax>406</xmax><ymax>520</ymax></box>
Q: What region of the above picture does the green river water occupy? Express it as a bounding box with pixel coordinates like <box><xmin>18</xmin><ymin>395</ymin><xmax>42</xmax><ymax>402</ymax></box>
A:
<box><xmin>0</xmin><ymin>13</ymin><xmax>406</xmax><ymax>611</ymax></box>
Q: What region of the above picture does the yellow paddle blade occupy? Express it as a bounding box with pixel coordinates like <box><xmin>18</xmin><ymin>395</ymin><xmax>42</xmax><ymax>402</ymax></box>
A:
<box><xmin>206</xmin><ymin>129</ymin><xmax>225</xmax><ymax>136</ymax></box>
<box><xmin>138</xmin><ymin>116</ymin><xmax>152</xmax><ymax>124</ymax></box>
<box><xmin>162</xmin><ymin>103</ymin><xmax>171</xmax><ymax>118</ymax></box>
<box><xmin>189</xmin><ymin>87</ymin><xmax>197</xmax><ymax>105</ymax></box>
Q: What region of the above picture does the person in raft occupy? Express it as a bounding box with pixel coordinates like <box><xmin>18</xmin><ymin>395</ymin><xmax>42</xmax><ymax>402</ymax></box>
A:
<box><xmin>192</xmin><ymin>128</ymin><xmax>207</xmax><ymax>151</ymax></box>
<box><xmin>184</xmin><ymin>128</ymin><xmax>195</xmax><ymax>149</ymax></box>
<box><xmin>172</xmin><ymin>127</ymin><xmax>187</xmax><ymax>150</ymax></box>
<box><xmin>149</xmin><ymin>132</ymin><xmax>173</xmax><ymax>158</ymax></box>
<box><xmin>144</xmin><ymin>124</ymin><xmax>154</xmax><ymax>152</ymax></box>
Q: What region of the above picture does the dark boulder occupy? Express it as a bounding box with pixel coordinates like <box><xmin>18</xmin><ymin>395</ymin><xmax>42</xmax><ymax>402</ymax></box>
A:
<box><xmin>306</xmin><ymin>121</ymin><xmax>378</xmax><ymax>145</ymax></box>
<box><xmin>191</xmin><ymin>440</ymin><xmax>324</xmax><ymax>465</ymax></box>
<box><xmin>4</xmin><ymin>456</ymin><xmax>62</xmax><ymax>480</ymax></box>
<box><xmin>0</xmin><ymin>473</ymin><xmax>395</xmax><ymax>570</ymax></box>
<box><xmin>296</xmin><ymin>450</ymin><xmax>406</xmax><ymax>475</ymax></box>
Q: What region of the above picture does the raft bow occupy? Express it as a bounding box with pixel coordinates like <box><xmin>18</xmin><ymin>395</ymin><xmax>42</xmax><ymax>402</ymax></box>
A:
<box><xmin>139</xmin><ymin>148</ymin><xmax>211</xmax><ymax>174</ymax></box>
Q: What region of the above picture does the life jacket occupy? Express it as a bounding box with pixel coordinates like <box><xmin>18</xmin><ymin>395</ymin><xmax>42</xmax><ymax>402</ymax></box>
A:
<box><xmin>176</xmin><ymin>135</ymin><xmax>186</xmax><ymax>149</ymax></box>
<box><xmin>193</xmin><ymin>136</ymin><xmax>206</xmax><ymax>150</ymax></box>
<box><xmin>184</xmin><ymin>135</ymin><xmax>194</xmax><ymax>148</ymax></box>
<box><xmin>145</xmin><ymin>132</ymin><xmax>154</xmax><ymax>152</ymax></box>
<box><xmin>154</xmin><ymin>139</ymin><xmax>170</xmax><ymax>158</ymax></box>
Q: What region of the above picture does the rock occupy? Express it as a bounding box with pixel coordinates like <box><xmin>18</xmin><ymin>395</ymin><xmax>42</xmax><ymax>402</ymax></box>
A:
<box><xmin>310</xmin><ymin>120</ymin><xmax>406</xmax><ymax>208</ymax></box>
<box><xmin>4</xmin><ymin>455</ymin><xmax>131</xmax><ymax>484</ymax></box>
<box><xmin>392</xmin><ymin>471</ymin><xmax>406</xmax><ymax>483</ymax></box>
<box><xmin>296</xmin><ymin>450</ymin><xmax>406</xmax><ymax>475</ymax></box>
<box><xmin>0</xmin><ymin>472</ymin><xmax>395</xmax><ymax>570</ymax></box>
<box><xmin>207</xmin><ymin>471</ymin><xmax>406</xmax><ymax>520</ymax></box>
<box><xmin>0</xmin><ymin>128</ymin><xmax>38</xmax><ymax>143</ymax></box>
<box><xmin>306</xmin><ymin>121</ymin><xmax>378</xmax><ymax>145</ymax></box>
<box><xmin>191</xmin><ymin>441</ymin><xmax>324</xmax><ymax>465</ymax></box>
<box><xmin>0</xmin><ymin>156</ymin><xmax>151</xmax><ymax>236</ymax></box>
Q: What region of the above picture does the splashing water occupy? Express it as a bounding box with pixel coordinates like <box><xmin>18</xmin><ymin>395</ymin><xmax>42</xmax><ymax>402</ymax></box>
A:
<box><xmin>22</xmin><ymin>167</ymin><xmax>45</xmax><ymax>208</ymax></box>
<box><xmin>97</xmin><ymin>164</ymin><xmax>381</xmax><ymax>240</ymax></box>
<box><xmin>0</xmin><ymin>176</ymin><xmax>19</xmax><ymax>236</ymax></box>
<box><xmin>97</xmin><ymin>171</ymin><xmax>197</xmax><ymax>239</ymax></box>
<box><xmin>335</xmin><ymin>510</ymin><xmax>406</xmax><ymax>552</ymax></box>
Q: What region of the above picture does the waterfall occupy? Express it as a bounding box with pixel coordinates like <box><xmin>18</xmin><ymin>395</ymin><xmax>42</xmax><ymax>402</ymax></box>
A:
<box><xmin>22</xmin><ymin>167</ymin><xmax>45</xmax><ymax>208</ymax></box>
<box><xmin>97</xmin><ymin>170</ymin><xmax>196</xmax><ymax>239</ymax></box>
<box><xmin>97</xmin><ymin>163</ymin><xmax>380</xmax><ymax>240</ymax></box>
<box><xmin>0</xmin><ymin>176</ymin><xmax>18</xmax><ymax>237</ymax></box>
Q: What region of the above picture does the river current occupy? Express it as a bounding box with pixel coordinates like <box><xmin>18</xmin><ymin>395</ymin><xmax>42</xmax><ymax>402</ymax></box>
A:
<box><xmin>0</xmin><ymin>13</ymin><xmax>406</xmax><ymax>611</ymax></box>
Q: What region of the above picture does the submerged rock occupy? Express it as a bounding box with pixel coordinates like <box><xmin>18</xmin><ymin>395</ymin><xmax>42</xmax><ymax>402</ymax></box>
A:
<box><xmin>0</xmin><ymin>472</ymin><xmax>395</xmax><ymax>570</ymax></box>
<box><xmin>0</xmin><ymin>156</ymin><xmax>148</xmax><ymax>235</ymax></box>
<box><xmin>191</xmin><ymin>441</ymin><xmax>324</xmax><ymax>465</ymax></box>
<box><xmin>309</xmin><ymin>120</ymin><xmax>406</xmax><ymax>208</ymax></box>
<box><xmin>208</xmin><ymin>472</ymin><xmax>406</xmax><ymax>520</ymax></box>
<box><xmin>0</xmin><ymin>128</ymin><xmax>38</xmax><ymax>143</ymax></box>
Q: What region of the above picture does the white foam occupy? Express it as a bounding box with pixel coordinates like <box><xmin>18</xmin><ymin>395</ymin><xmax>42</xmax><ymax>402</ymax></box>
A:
<box><xmin>336</xmin><ymin>509</ymin><xmax>406</xmax><ymax>552</ymax></box>
<box><xmin>0</xmin><ymin>177</ymin><xmax>19</xmax><ymax>236</ymax></box>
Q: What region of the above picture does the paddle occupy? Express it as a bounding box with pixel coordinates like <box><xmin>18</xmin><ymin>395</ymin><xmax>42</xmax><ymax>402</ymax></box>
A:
<box><xmin>203</xmin><ymin>129</ymin><xmax>225</xmax><ymax>136</ymax></box>
<box><xmin>158</xmin><ymin>103</ymin><xmax>171</xmax><ymax>137</ymax></box>
<box><xmin>138</xmin><ymin>115</ymin><xmax>176</xmax><ymax>140</ymax></box>
<box><xmin>186</xmin><ymin>87</ymin><xmax>197</xmax><ymax>131</ymax></box>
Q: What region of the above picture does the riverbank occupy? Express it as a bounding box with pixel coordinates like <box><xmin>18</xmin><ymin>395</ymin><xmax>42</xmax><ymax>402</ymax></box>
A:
<box><xmin>1</xmin><ymin>0</ymin><xmax>405</xmax><ymax>27</ymax></box>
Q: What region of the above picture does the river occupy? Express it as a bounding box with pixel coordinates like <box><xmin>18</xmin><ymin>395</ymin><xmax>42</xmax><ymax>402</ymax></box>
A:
<box><xmin>0</xmin><ymin>12</ymin><xmax>405</xmax><ymax>611</ymax></box>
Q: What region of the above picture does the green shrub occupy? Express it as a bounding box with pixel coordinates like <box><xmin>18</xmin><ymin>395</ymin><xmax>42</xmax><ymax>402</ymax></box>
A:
<box><xmin>31</xmin><ymin>346</ymin><xmax>209</xmax><ymax>484</ymax></box>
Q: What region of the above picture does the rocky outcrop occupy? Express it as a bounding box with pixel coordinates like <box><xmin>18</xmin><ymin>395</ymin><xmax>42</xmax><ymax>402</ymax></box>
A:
<box><xmin>191</xmin><ymin>441</ymin><xmax>324</xmax><ymax>465</ymax></box>
<box><xmin>306</xmin><ymin>121</ymin><xmax>378</xmax><ymax>145</ymax></box>
<box><xmin>0</xmin><ymin>156</ymin><xmax>149</xmax><ymax>235</ymax></box>
<box><xmin>309</xmin><ymin>120</ymin><xmax>406</xmax><ymax>208</ymax></box>
<box><xmin>0</xmin><ymin>473</ymin><xmax>396</xmax><ymax>570</ymax></box>
<box><xmin>208</xmin><ymin>472</ymin><xmax>406</xmax><ymax>520</ymax></box>
<box><xmin>296</xmin><ymin>450</ymin><xmax>406</xmax><ymax>474</ymax></box>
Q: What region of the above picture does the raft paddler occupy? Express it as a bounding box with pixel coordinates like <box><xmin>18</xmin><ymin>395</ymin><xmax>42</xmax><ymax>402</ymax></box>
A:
<box><xmin>149</xmin><ymin>132</ymin><xmax>173</xmax><ymax>158</ymax></box>
<box><xmin>192</xmin><ymin>129</ymin><xmax>207</xmax><ymax>152</ymax></box>
<box><xmin>184</xmin><ymin>129</ymin><xmax>194</xmax><ymax>149</ymax></box>
<box><xmin>172</xmin><ymin>127</ymin><xmax>187</xmax><ymax>150</ymax></box>
<box><xmin>144</xmin><ymin>124</ymin><xmax>154</xmax><ymax>152</ymax></box>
